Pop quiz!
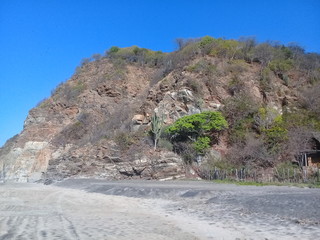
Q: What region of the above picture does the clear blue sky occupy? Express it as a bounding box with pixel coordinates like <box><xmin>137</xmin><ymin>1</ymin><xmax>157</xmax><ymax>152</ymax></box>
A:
<box><xmin>0</xmin><ymin>0</ymin><xmax>319</xmax><ymax>147</ymax></box>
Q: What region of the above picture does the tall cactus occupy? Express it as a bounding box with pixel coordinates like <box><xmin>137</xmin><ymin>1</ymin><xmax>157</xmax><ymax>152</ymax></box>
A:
<box><xmin>151</xmin><ymin>112</ymin><xmax>163</xmax><ymax>150</ymax></box>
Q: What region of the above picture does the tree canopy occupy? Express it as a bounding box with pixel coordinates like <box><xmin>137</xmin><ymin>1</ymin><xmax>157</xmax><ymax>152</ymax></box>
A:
<box><xmin>166</xmin><ymin>111</ymin><xmax>228</xmax><ymax>154</ymax></box>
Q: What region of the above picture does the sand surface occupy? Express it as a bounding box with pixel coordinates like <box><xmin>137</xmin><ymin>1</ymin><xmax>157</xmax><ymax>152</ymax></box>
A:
<box><xmin>1</xmin><ymin>180</ymin><xmax>320</xmax><ymax>239</ymax></box>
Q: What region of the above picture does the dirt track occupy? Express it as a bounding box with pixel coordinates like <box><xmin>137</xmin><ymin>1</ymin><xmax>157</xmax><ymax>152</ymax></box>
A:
<box><xmin>1</xmin><ymin>180</ymin><xmax>320</xmax><ymax>239</ymax></box>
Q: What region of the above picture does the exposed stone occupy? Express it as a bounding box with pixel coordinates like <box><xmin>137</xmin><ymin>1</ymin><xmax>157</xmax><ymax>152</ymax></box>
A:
<box><xmin>0</xmin><ymin>141</ymin><xmax>51</xmax><ymax>182</ymax></box>
<box><xmin>96</xmin><ymin>85</ymin><xmax>121</xmax><ymax>97</ymax></box>
<box><xmin>176</xmin><ymin>88</ymin><xmax>194</xmax><ymax>103</ymax></box>
<box><xmin>154</xmin><ymin>88</ymin><xmax>201</xmax><ymax>124</ymax></box>
<box><xmin>131</xmin><ymin>114</ymin><xmax>151</xmax><ymax>125</ymax></box>
<box><xmin>209</xmin><ymin>102</ymin><xmax>222</xmax><ymax>110</ymax></box>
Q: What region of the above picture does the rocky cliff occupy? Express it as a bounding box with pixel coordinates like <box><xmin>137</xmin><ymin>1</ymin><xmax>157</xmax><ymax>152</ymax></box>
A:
<box><xmin>1</xmin><ymin>38</ymin><xmax>319</xmax><ymax>182</ymax></box>
<box><xmin>0</xmin><ymin>58</ymin><xmax>197</xmax><ymax>182</ymax></box>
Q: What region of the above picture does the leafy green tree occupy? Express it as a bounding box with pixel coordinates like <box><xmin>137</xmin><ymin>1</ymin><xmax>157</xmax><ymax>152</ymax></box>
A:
<box><xmin>167</xmin><ymin>111</ymin><xmax>227</xmax><ymax>140</ymax></box>
<box><xmin>199</xmin><ymin>36</ymin><xmax>214</xmax><ymax>48</ymax></box>
<box><xmin>268</xmin><ymin>59</ymin><xmax>293</xmax><ymax>76</ymax></box>
<box><xmin>209</xmin><ymin>38</ymin><xmax>240</xmax><ymax>60</ymax></box>
<box><xmin>166</xmin><ymin>111</ymin><xmax>228</xmax><ymax>155</ymax></box>
<box><xmin>198</xmin><ymin>36</ymin><xmax>214</xmax><ymax>55</ymax></box>
<box><xmin>107</xmin><ymin>46</ymin><xmax>120</xmax><ymax>56</ymax></box>
<box><xmin>193</xmin><ymin>136</ymin><xmax>211</xmax><ymax>154</ymax></box>
<box><xmin>254</xmin><ymin>107</ymin><xmax>281</xmax><ymax>132</ymax></box>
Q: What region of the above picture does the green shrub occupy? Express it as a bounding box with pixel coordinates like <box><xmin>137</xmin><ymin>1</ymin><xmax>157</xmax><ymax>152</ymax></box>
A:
<box><xmin>56</xmin><ymin>121</ymin><xmax>87</xmax><ymax>145</ymax></box>
<box><xmin>227</xmin><ymin>134</ymin><xmax>273</xmax><ymax>168</ymax></box>
<box><xmin>268</xmin><ymin>59</ymin><xmax>293</xmax><ymax>75</ymax></box>
<box><xmin>263</xmin><ymin>126</ymin><xmax>288</xmax><ymax>153</ymax></box>
<box><xmin>166</xmin><ymin>111</ymin><xmax>228</xmax><ymax>141</ymax></box>
<box><xmin>222</xmin><ymin>93</ymin><xmax>259</xmax><ymax>127</ymax></box>
<box><xmin>228</xmin><ymin>74</ymin><xmax>245</xmax><ymax>95</ymax></box>
<box><xmin>209</xmin><ymin>38</ymin><xmax>240</xmax><ymax>60</ymax></box>
<box><xmin>228</xmin><ymin>117</ymin><xmax>254</xmax><ymax>144</ymax></box>
<box><xmin>274</xmin><ymin>161</ymin><xmax>300</xmax><ymax>181</ymax></box>
<box><xmin>199</xmin><ymin>36</ymin><xmax>214</xmax><ymax>48</ymax></box>
<box><xmin>254</xmin><ymin>107</ymin><xmax>281</xmax><ymax>132</ymax></box>
<box><xmin>260</xmin><ymin>67</ymin><xmax>273</xmax><ymax>91</ymax></box>
<box><xmin>204</xmin><ymin>155</ymin><xmax>237</xmax><ymax>170</ymax></box>
<box><xmin>55</xmin><ymin>81</ymin><xmax>86</xmax><ymax>102</ymax></box>
<box><xmin>172</xmin><ymin>141</ymin><xmax>197</xmax><ymax>164</ymax></box>
<box><xmin>193</xmin><ymin>136</ymin><xmax>211</xmax><ymax>154</ymax></box>
<box><xmin>166</xmin><ymin>111</ymin><xmax>228</xmax><ymax>162</ymax></box>
<box><xmin>283</xmin><ymin>110</ymin><xmax>320</xmax><ymax>131</ymax></box>
<box><xmin>186</xmin><ymin>59</ymin><xmax>217</xmax><ymax>76</ymax></box>
<box><xmin>198</xmin><ymin>36</ymin><xmax>215</xmax><ymax>55</ymax></box>
<box><xmin>178</xmin><ymin>42</ymin><xmax>200</xmax><ymax>60</ymax></box>
<box><xmin>106</xmin><ymin>46</ymin><xmax>166</xmax><ymax>67</ymax></box>
<box><xmin>143</xmin><ymin>50</ymin><xmax>165</xmax><ymax>67</ymax></box>
<box><xmin>107</xmin><ymin>46</ymin><xmax>120</xmax><ymax>55</ymax></box>
<box><xmin>223</xmin><ymin>94</ymin><xmax>260</xmax><ymax>144</ymax></box>
<box><xmin>185</xmin><ymin>78</ymin><xmax>203</xmax><ymax>96</ymax></box>
<box><xmin>158</xmin><ymin>138</ymin><xmax>173</xmax><ymax>151</ymax></box>
<box><xmin>114</xmin><ymin>132</ymin><xmax>134</xmax><ymax>151</ymax></box>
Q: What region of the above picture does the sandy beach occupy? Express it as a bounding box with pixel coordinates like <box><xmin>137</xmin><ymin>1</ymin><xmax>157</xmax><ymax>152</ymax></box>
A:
<box><xmin>0</xmin><ymin>180</ymin><xmax>319</xmax><ymax>239</ymax></box>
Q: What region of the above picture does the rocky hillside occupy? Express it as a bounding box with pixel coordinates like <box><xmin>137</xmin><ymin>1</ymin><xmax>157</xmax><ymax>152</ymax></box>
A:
<box><xmin>1</xmin><ymin>37</ymin><xmax>320</xmax><ymax>182</ymax></box>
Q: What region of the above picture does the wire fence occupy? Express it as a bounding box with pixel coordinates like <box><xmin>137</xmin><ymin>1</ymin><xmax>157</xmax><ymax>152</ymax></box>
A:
<box><xmin>199</xmin><ymin>167</ymin><xmax>320</xmax><ymax>184</ymax></box>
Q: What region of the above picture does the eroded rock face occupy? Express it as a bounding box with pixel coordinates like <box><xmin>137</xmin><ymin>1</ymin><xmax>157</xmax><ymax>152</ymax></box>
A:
<box><xmin>0</xmin><ymin>60</ymin><xmax>188</xmax><ymax>182</ymax></box>
<box><xmin>1</xmin><ymin>141</ymin><xmax>50</xmax><ymax>182</ymax></box>
<box><xmin>132</xmin><ymin>114</ymin><xmax>151</xmax><ymax>125</ymax></box>
<box><xmin>154</xmin><ymin>89</ymin><xmax>201</xmax><ymax>124</ymax></box>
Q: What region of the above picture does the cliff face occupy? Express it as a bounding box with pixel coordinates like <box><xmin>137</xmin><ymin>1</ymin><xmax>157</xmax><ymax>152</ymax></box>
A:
<box><xmin>0</xmin><ymin>40</ymin><xmax>317</xmax><ymax>183</ymax></box>
<box><xmin>0</xmin><ymin>58</ymin><xmax>197</xmax><ymax>182</ymax></box>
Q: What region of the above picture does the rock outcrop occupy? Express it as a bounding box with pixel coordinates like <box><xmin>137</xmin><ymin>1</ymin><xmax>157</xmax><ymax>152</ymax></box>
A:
<box><xmin>0</xmin><ymin>48</ymin><xmax>301</xmax><ymax>183</ymax></box>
